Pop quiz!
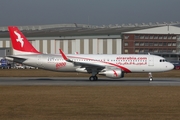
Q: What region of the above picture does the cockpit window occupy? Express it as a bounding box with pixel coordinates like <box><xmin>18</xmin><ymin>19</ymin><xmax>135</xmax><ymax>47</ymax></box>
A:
<box><xmin>160</xmin><ymin>59</ymin><xmax>167</xmax><ymax>62</ymax></box>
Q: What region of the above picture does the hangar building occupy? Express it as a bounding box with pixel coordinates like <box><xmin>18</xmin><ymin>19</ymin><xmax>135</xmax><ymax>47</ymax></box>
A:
<box><xmin>0</xmin><ymin>23</ymin><xmax>180</xmax><ymax>61</ymax></box>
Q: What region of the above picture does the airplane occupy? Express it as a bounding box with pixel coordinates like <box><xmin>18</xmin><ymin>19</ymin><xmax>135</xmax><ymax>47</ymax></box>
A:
<box><xmin>6</xmin><ymin>26</ymin><xmax>174</xmax><ymax>81</ymax></box>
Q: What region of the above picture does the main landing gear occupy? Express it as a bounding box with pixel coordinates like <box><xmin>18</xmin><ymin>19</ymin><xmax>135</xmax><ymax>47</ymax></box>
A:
<box><xmin>89</xmin><ymin>70</ymin><xmax>98</xmax><ymax>81</ymax></box>
<box><xmin>148</xmin><ymin>72</ymin><xmax>153</xmax><ymax>81</ymax></box>
<box><xmin>89</xmin><ymin>76</ymin><xmax>98</xmax><ymax>81</ymax></box>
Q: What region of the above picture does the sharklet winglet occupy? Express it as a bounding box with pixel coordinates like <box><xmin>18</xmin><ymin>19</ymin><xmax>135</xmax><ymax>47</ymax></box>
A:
<box><xmin>59</xmin><ymin>49</ymin><xmax>72</xmax><ymax>62</ymax></box>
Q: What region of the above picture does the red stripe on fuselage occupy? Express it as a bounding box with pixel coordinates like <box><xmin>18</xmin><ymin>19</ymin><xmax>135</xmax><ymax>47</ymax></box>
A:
<box><xmin>67</xmin><ymin>56</ymin><xmax>131</xmax><ymax>73</ymax></box>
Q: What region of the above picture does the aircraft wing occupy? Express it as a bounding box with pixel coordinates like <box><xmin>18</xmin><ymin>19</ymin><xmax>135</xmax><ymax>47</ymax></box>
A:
<box><xmin>59</xmin><ymin>49</ymin><xmax>105</xmax><ymax>72</ymax></box>
<box><xmin>73</xmin><ymin>60</ymin><xmax>105</xmax><ymax>69</ymax></box>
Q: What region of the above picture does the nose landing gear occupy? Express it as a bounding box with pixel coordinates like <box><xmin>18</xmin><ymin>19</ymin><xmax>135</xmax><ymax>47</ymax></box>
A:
<box><xmin>148</xmin><ymin>72</ymin><xmax>153</xmax><ymax>81</ymax></box>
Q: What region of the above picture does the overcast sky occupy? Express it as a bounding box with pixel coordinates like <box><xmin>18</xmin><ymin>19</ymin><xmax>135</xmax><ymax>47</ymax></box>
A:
<box><xmin>0</xmin><ymin>0</ymin><xmax>179</xmax><ymax>26</ymax></box>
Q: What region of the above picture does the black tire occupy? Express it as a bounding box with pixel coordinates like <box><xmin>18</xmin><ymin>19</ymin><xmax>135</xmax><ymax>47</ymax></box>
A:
<box><xmin>89</xmin><ymin>76</ymin><xmax>98</xmax><ymax>81</ymax></box>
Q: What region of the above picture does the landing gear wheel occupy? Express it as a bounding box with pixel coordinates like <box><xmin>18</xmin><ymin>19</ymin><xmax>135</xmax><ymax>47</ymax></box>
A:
<box><xmin>89</xmin><ymin>76</ymin><xmax>93</xmax><ymax>81</ymax></box>
<box><xmin>148</xmin><ymin>72</ymin><xmax>153</xmax><ymax>81</ymax></box>
<box><xmin>89</xmin><ymin>76</ymin><xmax>98</xmax><ymax>81</ymax></box>
<box><xmin>94</xmin><ymin>76</ymin><xmax>98</xmax><ymax>81</ymax></box>
<box><xmin>149</xmin><ymin>77</ymin><xmax>153</xmax><ymax>81</ymax></box>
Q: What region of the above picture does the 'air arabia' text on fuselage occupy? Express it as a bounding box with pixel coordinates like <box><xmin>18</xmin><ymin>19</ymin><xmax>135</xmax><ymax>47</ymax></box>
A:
<box><xmin>116</xmin><ymin>57</ymin><xmax>147</xmax><ymax>65</ymax></box>
<box><xmin>116</xmin><ymin>57</ymin><xmax>147</xmax><ymax>60</ymax></box>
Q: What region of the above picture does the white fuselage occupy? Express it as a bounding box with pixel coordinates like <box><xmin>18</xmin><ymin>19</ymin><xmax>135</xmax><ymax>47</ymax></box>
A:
<box><xmin>7</xmin><ymin>54</ymin><xmax>174</xmax><ymax>73</ymax></box>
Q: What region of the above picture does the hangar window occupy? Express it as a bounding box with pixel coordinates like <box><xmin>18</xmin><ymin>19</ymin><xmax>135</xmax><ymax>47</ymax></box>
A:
<box><xmin>159</xmin><ymin>42</ymin><xmax>163</xmax><ymax>46</ymax></box>
<box><xmin>140</xmin><ymin>35</ymin><xmax>144</xmax><ymax>39</ymax></box>
<box><xmin>150</xmin><ymin>35</ymin><xmax>153</xmax><ymax>39</ymax></box>
<box><xmin>168</xmin><ymin>36</ymin><xmax>172</xmax><ymax>39</ymax></box>
<box><xmin>177</xmin><ymin>35</ymin><xmax>180</xmax><ymax>40</ymax></box>
<box><xmin>172</xmin><ymin>50</ymin><xmax>176</xmax><ymax>53</ymax></box>
<box><xmin>135</xmin><ymin>49</ymin><xmax>139</xmax><ymax>53</ymax></box>
<box><xmin>154</xmin><ymin>49</ymin><xmax>158</xmax><ymax>53</ymax></box>
<box><xmin>168</xmin><ymin>43</ymin><xmax>172</xmax><ymax>46</ymax></box>
<box><xmin>135</xmin><ymin>35</ymin><xmax>139</xmax><ymax>39</ymax></box>
<box><xmin>124</xmin><ymin>35</ymin><xmax>129</xmax><ymax>39</ymax></box>
<box><xmin>154</xmin><ymin>43</ymin><xmax>158</xmax><ymax>46</ymax></box>
<box><xmin>140</xmin><ymin>42</ymin><xmax>144</xmax><ymax>46</ymax></box>
<box><xmin>135</xmin><ymin>42</ymin><xmax>139</xmax><ymax>46</ymax></box>
<box><xmin>172</xmin><ymin>36</ymin><xmax>177</xmax><ymax>39</ymax></box>
<box><xmin>124</xmin><ymin>49</ymin><xmax>128</xmax><ymax>53</ymax></box>
<box><xmin>145</xmin><ymin>35</ymin><xmax>149</xmax><ymax>39</ymax></box>
<box><xmin>172</xmin><ymin>43</ymin><xmax>176</xmax><ymax>46</ymax></box>
<box><xmin>163</xmin><ymin>42</ymin><xmax>167</xmax><ymax>46</ymax></box>
<box><xmin>163</xmin><ymin>36</ymin><xmax>167</xmax><ymax>39</ymax></box>
<box><xmin>124</xmin><ymin>42</ymin><xmax>129</xmax><ymax>46</ymax></box>
<box><xmin>145</xmin><ymin>42</ymin><xmax>149</xmax><ymax>46</ymax></box>
<box><xmin>178</xmin><ymin>43</ymin><xmax>180</xmax><ymax>47</ymax></box>
<box><xmin>149</xmin><ymin>42</ymin><xmax>153</xmax><ymax>46</ymax></box>
<box><xmin>149</xmin><ymin>49</ymin><xmax>153</xmax><ymax>52</ymax></box>
<box><xmin>159</xmin><ymin>36</ymin><xmax>163</xmax><ymax>39</ymax></box>
<box><xmin>154</xmin><ymin>35</ymin><xmax>158</xmax><ymax>39</ymax></box>
<box><xmin>144</xmin><ymin>49</ymin><xmax>149</xmax><ymax>53</ymax></box>
<box><xmin>139</xmin><ymin>49</ymin><xmax>144</xmax><ymax>53</ymax></box>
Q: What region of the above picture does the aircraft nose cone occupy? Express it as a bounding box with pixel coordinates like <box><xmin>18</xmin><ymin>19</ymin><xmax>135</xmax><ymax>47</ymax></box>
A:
<box><xmin>168</xmin><ymin>63</ymin><xmax>174</xmax><ymax>70</ymax></box>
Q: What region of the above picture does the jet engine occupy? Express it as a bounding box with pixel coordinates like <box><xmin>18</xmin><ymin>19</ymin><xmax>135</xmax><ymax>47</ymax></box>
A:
<box><xmin>103</xmin><ymin>69</ymin><xmax>124</xmax><ymax>78</ymax></box>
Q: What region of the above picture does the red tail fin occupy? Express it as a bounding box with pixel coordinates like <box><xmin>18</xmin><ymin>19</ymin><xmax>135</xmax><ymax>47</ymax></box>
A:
<box><xmin>8</xmin><ymin>26</ymin><xmax>40</xmax><ymax>55</ymax></box>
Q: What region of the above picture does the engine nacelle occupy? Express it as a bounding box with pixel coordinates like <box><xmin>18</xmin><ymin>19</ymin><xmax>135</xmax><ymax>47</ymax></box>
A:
<box><xmin>104</xmin><ymin>69</ymin><xmax>124</xmax><ymax>78</ymax></box>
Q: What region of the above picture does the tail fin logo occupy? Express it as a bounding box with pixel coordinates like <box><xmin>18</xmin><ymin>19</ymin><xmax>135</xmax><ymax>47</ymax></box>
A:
<box><xmin>14</xmin><ymin>31</ymin><xmax>24</xmax><ymax>47</ymax></box>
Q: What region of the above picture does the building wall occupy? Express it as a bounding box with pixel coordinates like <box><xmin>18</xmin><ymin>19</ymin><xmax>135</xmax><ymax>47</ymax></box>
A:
<box><xmin>123</xmin><ymin>34</ymin><xmax>178</xmax><ymax>54</ymax></box>
<box><xmin>0</xmin><ymin>48</ymin><xmax>11</xmax><ymax>57</ymax></box>
<box><xmin>0</xmin><ymin>38</ymin><xmax>123</xmax><ymax>54</ymax></box>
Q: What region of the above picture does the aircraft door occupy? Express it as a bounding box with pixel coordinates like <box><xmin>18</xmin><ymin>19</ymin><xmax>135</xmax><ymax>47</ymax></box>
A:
<box><xmin>148</xmin><ymin>56</ymin><xmax>154</xmax><ymax>66</ymax></box>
